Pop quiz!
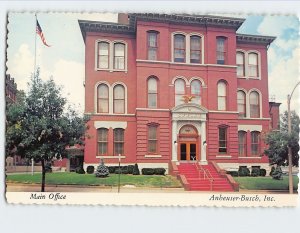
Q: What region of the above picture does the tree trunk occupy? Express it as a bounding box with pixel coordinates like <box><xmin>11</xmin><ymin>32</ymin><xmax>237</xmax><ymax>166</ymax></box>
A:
<box><xmin>41</xmin><ymin>159</ymin><xmax>46</xmax><ymax>192</ymax></box>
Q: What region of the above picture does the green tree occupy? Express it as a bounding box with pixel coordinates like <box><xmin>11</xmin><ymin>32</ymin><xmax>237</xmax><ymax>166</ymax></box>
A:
<box><xmin>6</xmin><ymin>69</ymin><xmax>88</xmax><ymax>192</ymax></box>
<box><xmin>264</xmin><ymin>110</ymin><xmax>299</xmax><ymax>166</ymax></box>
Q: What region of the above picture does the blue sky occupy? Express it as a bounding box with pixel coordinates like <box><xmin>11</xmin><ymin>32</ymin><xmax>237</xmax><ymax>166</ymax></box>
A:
<box><xmin>6</xmin><ymin>13</ymin><xmax>299</xmax><ymax>114</ymax></box>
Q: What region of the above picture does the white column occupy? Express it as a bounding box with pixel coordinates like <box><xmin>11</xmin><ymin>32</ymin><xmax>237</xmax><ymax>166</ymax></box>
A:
<box><xmin>172</xmin><ymin>120</ymin><xmax>177</xmax><ymax>161</ymax></box>
<box><xmin>200</xmin><ymin>121</ymin><xmax>208</xmax><ymax>165</ymax></box>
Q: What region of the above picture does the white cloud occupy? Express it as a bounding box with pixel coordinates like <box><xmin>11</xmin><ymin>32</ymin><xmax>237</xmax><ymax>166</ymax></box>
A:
<box><xmin>268</xmin><ymin>48</ymin><xmax>300</xmax><ymax>114</ymax></box>
<box><xmin>257</xmin><ymin>16</ymin><xmax>298</xmax><ymax>37</ymax></box>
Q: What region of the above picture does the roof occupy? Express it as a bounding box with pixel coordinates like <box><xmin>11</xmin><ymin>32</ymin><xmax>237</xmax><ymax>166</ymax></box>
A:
<box><xmin>78</xmin><ymin>13</ymin><xmax>275</xmax><ymax>46</ymax></box>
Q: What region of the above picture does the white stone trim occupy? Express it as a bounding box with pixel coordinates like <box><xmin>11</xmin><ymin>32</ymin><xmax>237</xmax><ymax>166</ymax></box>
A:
<box><xmin>209</xmin><ymin>110</ymin><xmax>239</xmax><ymax>114</ymax></box>
<box><xmin>238</xmin><ymin>124</ymin><xmax>262</xmax><ymax>132</ymax></box>
<box><xmin>144</xmin><ymin>154</ymin><xmax>162</xmax><ymax>158</ymax></box>
<box><xmin>188</xmin><ymin>76</ymin><xmax>206</xmax><ymax>87</ymax></box>
<box><xmin>238</xmin><ymin>157</ymin><xmax>262</xmax><ymax>159</ymax></box>
<box><xmin>247</xmin><ymin>88</ymin><xmax>263</xmax><ymax>119</ymax></box>
<box><xmin>136</xmin><ymin>108</ymin><xmax>170</xmax><ymax>112</ymax></box>
<box><xmin>92</xmin><ymin>113</ymin><xmax>135</xmax><ymax>116</ymax></box>
<box><xmin>236</xmin><ymin>49</ymin><xmax>261</xmax><ymax>80</ymax></box>
<box><xmin>216</xmin><ymin>155</ymin><xmax>232</xmax><ymax>158</ymax></box>
<box><xmin>171</xmin><ymin>76</ymin><xmax>189</xmax><ymax>85</ymax></box>
<box><xmin>94</xmin><ymin>39</ymin><xmax>111</xmax><ymax>71</ymax></box>
<box><xmin>94</xmin><ymin>81</ymin><xmax>110</xmax><ymax>114</ymax></box>
<box><xmin>96</xmin><ymin>156</ymin><xmax>126</xmax><ymax>159</ymax></box>
<box><xmin>94</xmin><ymin>121</ymin><xmax>127</xmax><ymax>129</ymax></box>
<box><xmin>111</xmin><ymin>82</ymin><xmax>128</xmax><ymax>114</ymax></box>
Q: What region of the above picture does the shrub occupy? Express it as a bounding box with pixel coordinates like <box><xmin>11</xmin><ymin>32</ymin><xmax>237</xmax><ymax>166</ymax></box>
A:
<box><xmin>45</xmin><ymin>162</ymin><xmax>52</xmax><ymax>173</ymax></box>
<box><xmin>142</xmin><ymin>168</ymin><xmax>155</xmax><ymax>175</ymax></box>
<box><xmin>75</xmin><ymin>166</ymin><xmax>85</xmax><ymax>174</ymax></box>
<box><xmin>114</xmin><ymin>167</ymin><xmax>129</xmax><ymax>174</ymax></box>
<box><xmin>271</xmin><ymin>166</ymin><xmax>283</xmax><ymax>180</ymax></box>
<box><xmin>95</xmin><ymin>160</ymin><xmax>109</xmax><ymax>178</ymax></box>
<box><xmin>86</xmin><ymin>166</ymin><xmax>95</xmax><ymax>174</ymax></box>
<box><xmin>238</xmin><ymin>166</ymin><xmax>250</xmax><ymax>177</ymax></box>
<box><xmin>251</xmin><ymin>167</ymin><xmax>261</xmax><ymax>177</ymax></box>
<box><xmin>128</xmin><ymin>165</ymin><xmax>134</xmax><ymax>174</ymax></box>
<box><xmin>269</xmin><ymin>166</ymin><xmax>275</xmax><ymax>176</ymax></box>
<box><xmin>227</xmin><ymin>171</ymin><xmax>238</xmax><ymax>177</ymax></box>
<box><xmin>154</xmin><ymin>168</ymin><xmax>166</xmax><ymax>175</ymax></box>
<box><xmin>133</xmin><ymin>163</ymin><xmax>140</xmax><ymax>175</ymax></box>
<box><xmin>260</xmin><ymin>169</ymin><xmax>267</xmax><ymax>177</ymax></box>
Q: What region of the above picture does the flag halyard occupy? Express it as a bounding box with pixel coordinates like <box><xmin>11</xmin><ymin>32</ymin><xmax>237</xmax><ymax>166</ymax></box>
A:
<box><xmin>36</xmin><ymin>20</ymin><xmax>50</xmax><ymax>47</ymax></box>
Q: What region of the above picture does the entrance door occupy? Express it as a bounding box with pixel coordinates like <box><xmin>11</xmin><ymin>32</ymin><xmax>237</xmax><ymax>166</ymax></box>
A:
<box><xmin>180</xmin><ymin>142</ymin><xmax>197</xmax><ymax>161</ymax></box>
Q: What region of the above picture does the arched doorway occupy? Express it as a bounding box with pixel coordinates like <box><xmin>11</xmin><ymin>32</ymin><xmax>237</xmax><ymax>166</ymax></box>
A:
<box><xmin>178</xmin><ymin>125</ymin><xmax>200</xmax><ymax>161</ymax></box>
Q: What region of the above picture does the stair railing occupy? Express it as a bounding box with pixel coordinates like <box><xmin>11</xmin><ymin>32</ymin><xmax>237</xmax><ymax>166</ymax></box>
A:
<box><xmin>194</xmin><ymin>163</ymin><xmax>214</xmax><ymax>191</ymax></box>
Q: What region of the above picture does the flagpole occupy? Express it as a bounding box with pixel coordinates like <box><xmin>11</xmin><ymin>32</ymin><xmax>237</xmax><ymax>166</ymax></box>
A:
<box><xmin>34</xmin><ymin>13</ymin><xmax>37</xmax><ymax>79</ymax></box>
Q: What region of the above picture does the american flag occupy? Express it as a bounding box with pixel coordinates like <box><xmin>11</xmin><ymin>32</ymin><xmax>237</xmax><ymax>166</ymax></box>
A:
<box><xmin>36</xmin><ymin>20</ymin><xmax>50</xmax><ymax>47</ymax></box>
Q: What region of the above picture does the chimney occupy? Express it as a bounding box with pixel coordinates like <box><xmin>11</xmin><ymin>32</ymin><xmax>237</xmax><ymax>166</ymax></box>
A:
<box><xmin>118</xmin><ymin>13</ymin><xmax>129</xmax><ymax>25</ymax></box>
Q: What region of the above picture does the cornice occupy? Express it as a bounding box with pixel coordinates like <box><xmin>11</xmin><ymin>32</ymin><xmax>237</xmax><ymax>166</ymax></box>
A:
<box><xmin>236</xmin><ymin>33</ymin><xmax>276</xmax><ymax>45</ymax></box>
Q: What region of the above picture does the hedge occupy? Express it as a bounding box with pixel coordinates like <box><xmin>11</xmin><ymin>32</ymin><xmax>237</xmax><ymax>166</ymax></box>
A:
<box><xmin>86</xmin><ymin>166</ymin><xmax>95</xmax><ymax>174</ymax></box>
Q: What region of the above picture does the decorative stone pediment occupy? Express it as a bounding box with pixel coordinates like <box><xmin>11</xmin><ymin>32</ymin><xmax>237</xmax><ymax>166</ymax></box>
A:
<box><xmin>172</xmin><ymin>103</ymin><xmax>207</xmax><ymax>121</ymax></box>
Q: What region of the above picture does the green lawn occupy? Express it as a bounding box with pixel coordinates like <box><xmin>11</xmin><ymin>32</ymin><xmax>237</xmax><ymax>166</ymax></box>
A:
<box><xmin>6</xmin><ymin>172</ymin><xmax>182</xmax><ymax>188</ymax></box>
<box><xmin>234</xmin><ymin>176</ymin><xmax>299</xmax><ymax>191</ymax></box>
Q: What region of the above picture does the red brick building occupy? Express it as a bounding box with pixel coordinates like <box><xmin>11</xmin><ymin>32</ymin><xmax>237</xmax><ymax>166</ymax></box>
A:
<box><xmin>79</xmin><ymin>13</ymin><xmax>280</xmax><ymax>173</ymax></box>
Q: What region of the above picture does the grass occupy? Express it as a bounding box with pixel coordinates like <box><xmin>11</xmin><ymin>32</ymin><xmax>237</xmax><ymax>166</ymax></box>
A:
<box><xmin>6</xmin><ymin>172</ymin><xmax>182</xmax><ymax>188</ymax></box>
<box><xmin>234</xmin><ymin>176</ymin><xmax>299</xmax><ymax>191</ymax></box>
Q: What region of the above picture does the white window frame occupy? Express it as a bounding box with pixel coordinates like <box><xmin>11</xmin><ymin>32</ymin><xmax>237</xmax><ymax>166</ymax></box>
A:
<box><xmin>95</xmin><ymin>39</ymin><xmax>128</xmax><ymax>73</ymax></box>
<box><xmin>236</xmin><ymin>49</ymin><xmax>261</xmax><ymax>79</ymax></box>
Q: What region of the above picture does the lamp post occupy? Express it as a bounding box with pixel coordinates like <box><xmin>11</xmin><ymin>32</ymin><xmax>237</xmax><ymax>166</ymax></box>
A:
<box><xmin>287</xmin><ymin>81</ymin><xmax>300</xmax><ymax>194</ymax></box>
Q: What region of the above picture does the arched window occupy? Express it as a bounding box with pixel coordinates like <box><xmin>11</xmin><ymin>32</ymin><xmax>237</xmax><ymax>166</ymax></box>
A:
<box><xmin>250</xmin><ymin>91</ymin><xmax>260</xmax><ymax>118</ymax></box>
<box><xmin>218</xmin><ymin>126</ymin><xmax>228</xmax><ymax>153</ymax></box>
<box><xmin>216</xmin><ymin>37</ymin><xmax>227</xmax><ymax>64</ymax></box>
<box><xmin>97</xmin><ymin>84</ymin><xmax>109</xmax><ymax>113</ymax></box>
<box><xmin>148</xmin><ymin>125</ymin><xmax>158</xmax><ymax>153</ymax></box>
<box><xmin>148</xmin><ymin>77</ymin><xmax>158</xmax><ymax>108</ymax></box>
<box><xmin>97</xmin><ymin>128</ymin><xmax>108</xmax><ymax>155</ymax></box>
<box><xmin>114</xmin><ymin>128</ymin><xmax>124</xmax><ymax>155</ymax></box>
<box><xmin>237</xmin><ymin>90</ymin><xmax>246</xmax><ymax>117</ymax></box>
<box><xmin>175</xmin><ymin>79</ymin><xmax>185</xmax><ymax>106</ymax></box>
<box><xmin>190</xmin><ymin>36</ymin><xmax>201</xmax><ymax>63</ymax></box>
<box><xmin>174</xmin><ymin>34</ymin><xmax>186</xmax><ymax>62</ymax></box>
<box><xmin>114</xmin><ymin>43</ymin><xmax>125</xmax><ymax>70</ymax></box>
<box><xmin>236</xmin><ymin>52</ymin><xmax>245</xmax><ymax>76</ymax></box>
<box><xmin>251</xmin><ymin>131</ymin><xmax>260</xmax><ymax>156</ymax></box>
<box><xmin>113</xmin><ymin>85</ymin><xmax>125</xmax><ymax>114</ymax></box>
<box><xmin>217</xmin><ymin>81</ymin><xmax>227</xmax><ymax>110</ymax></box>
<box><xmin>97</xmin><ymin>41</ymin><xmax>109</xmax><ymax>69</ymax></box>
<box><xmin>147</xmin><ymin>31</ymin><xmax>158</xmax><ymax>60</ymax></box>
<box><xmin>238</xmin><ymin>131</ymin><xmax>247</xmax><ymax>157</ymax></box>
<box><xmin>248</xmin><ymin>53</ymin><xmax>258</xmax><ymax>77</ymax></box>
<box><xmin>190</xmin><ymin>80</ymin><xmax>201</xmax><ymax>104</ymax></box>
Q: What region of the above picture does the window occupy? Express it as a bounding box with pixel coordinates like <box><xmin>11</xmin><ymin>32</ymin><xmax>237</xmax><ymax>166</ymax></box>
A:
<box><xmin>147</xmin><ymin>31</ymin><xmax>158</xmax><ymax>60</ymax></box>
<box><xmin>238</xmin><ymin>131</ymin><xmax>247</xmax><ymax>156</ymax></box>
<box><xmin>190</xmin><ymin>80</ymin><xmax>201</xmax><ymax>104</ymax></box>
<box><xmin>113</xmin><ymin>85</ymin><xmax>125</xmax><ymax>114</ymax></box>
<box><xmin>251</xmin><ymin>131</ymin><xmax>260</xmax><ymax>156</ymax></box>
<box><xmin>114</xmin><ymin>43</ymin><xmax>125</xmax><ymax>70</ymax></box>
<box><xmin>216</xmin><ymin>37</ymin><xmax>226</xmax><ymax>64</ymax></box>
<box><xmin>175</xmin><ymin>79</ymin><xmax>185</xmax><ymax>106</ymax></box>
<box><xmin>248</xmin><ymin>53</ymin><xmax>258</xmax><ymax>77</ymax></box>
<box><xmin>218</xmin><ymin>126</ymin><xmax>227</xmax><ymax>153</ymax></box>
<box><xmin>148</xmin><ymin>77</ymin><xmax>158</xmax><ymax>108</ymax></box>
<box><xmin>148</xmin><ymin>125</ymin><xmax>158</xmax><ymax>153</ymax></box>
<box><xmin>174</xmin><ymin>34</ymin><xmax>186</xmax><ymax>62</ymax></box>
<box><xmin>97</xmin><ymin>128</ymin><xmax>108</xmax><ymax>155</ymax></box>
<box><xmin>97</xmin><ymin>84</ymin><xmax>109</xmax><ymax>113</ymax></box>
<box><xmin>236</xmin><ymin>52</ymin><xmax>245</xmax><ymax>76</ymax></box>
<box><xmin>217</xmin><ymin>81</ymin><xmax>227</xmax><ymax>110</ymax></box>
<box><xmin>237</xmin><ymin>90</ymin><xmax>246</xmax><ymax>117</ymax></box>
<box><xmin>114</xmin><ymin>128</ymin><xmax>124</xmax><ymax>155</ymax></box>
<box><xmin>190</xmin><ymin>36</ymin><xmax>201</xmax><ymax>63</ymax></box>
<box><xmin>250</xmin><ymin>91</ymin><xmax>260</xmax><ymax>118</ymax></box>
<box><xmin>97</xmin><ymin>42</ymin><xmax>109</xmax><ymax>69</ymax></box>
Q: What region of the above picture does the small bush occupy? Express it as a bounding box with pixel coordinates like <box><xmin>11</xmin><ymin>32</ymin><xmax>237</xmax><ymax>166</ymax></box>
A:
<box><xmin>142</xmin><ymin>168</ymin><xmax>155</xmax><ymax>175</ymax></box>
<box><xmin>115</xmin><ymin>167</ymin><xmax>129</xmax><ymax>174</ymax></box>
<box><xmin>75</xmin><ymin>166</ymin><xmax>85</xmax><ymax>174</ymax></box>
<box><xmin>45</xmin><ymin>162</ymin><xmax>52</xmax><ymax>173</ymax></box>
<box><xmin>108</xmin><ymin>166</ymin><xmax>116</xmax><ymax>173</ymax></box>
<box><xmin>128</xmin><ymin>165</ymin><xmax>134</xmax><ymax>174</ymax></box>
<box><xmin>133</xmin><ymin>163</ymin><xmax>140</xmax><ymax>175</ymax></box>
<box><xmin>271</xmin><ymin>166</ymin><xmax>283</xmax><ymax>180</ymax></box>
<box><xmin>227</xmin><ymin>171</ymin><xmax>239</xmax><ymax>177</ymax></box>
<box><xmin>95</xmin><ymin>160</ymin><xmax>109</xmax><ymax>177</ymax></box>
<box><xmin>86</xmin><ymin>166</ymin><xmax>95</xmax><ymax>174</ymax></box>
<box><xmin>260</xmin><ymin>169</ymin><xmax>267</xmax><ymax>177</ymax></box>
<box><xmin>269</xmin><ymin>166</ymin><xmax>275</xmax><ymax>176</ymax></box>
<box><xmin>238</xmin><ymin>166</ymin><xmax>250</xmax><ymax>177</ymax></box>
<box><xmin>251</xmin><ymin>167</ymin><xmax>261</xmax><ymax>177</ymax></box>
<box><xmin>154</xmin><ymin>168</ymin><xmax>166</xmax><ymax>175</ymax></box>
